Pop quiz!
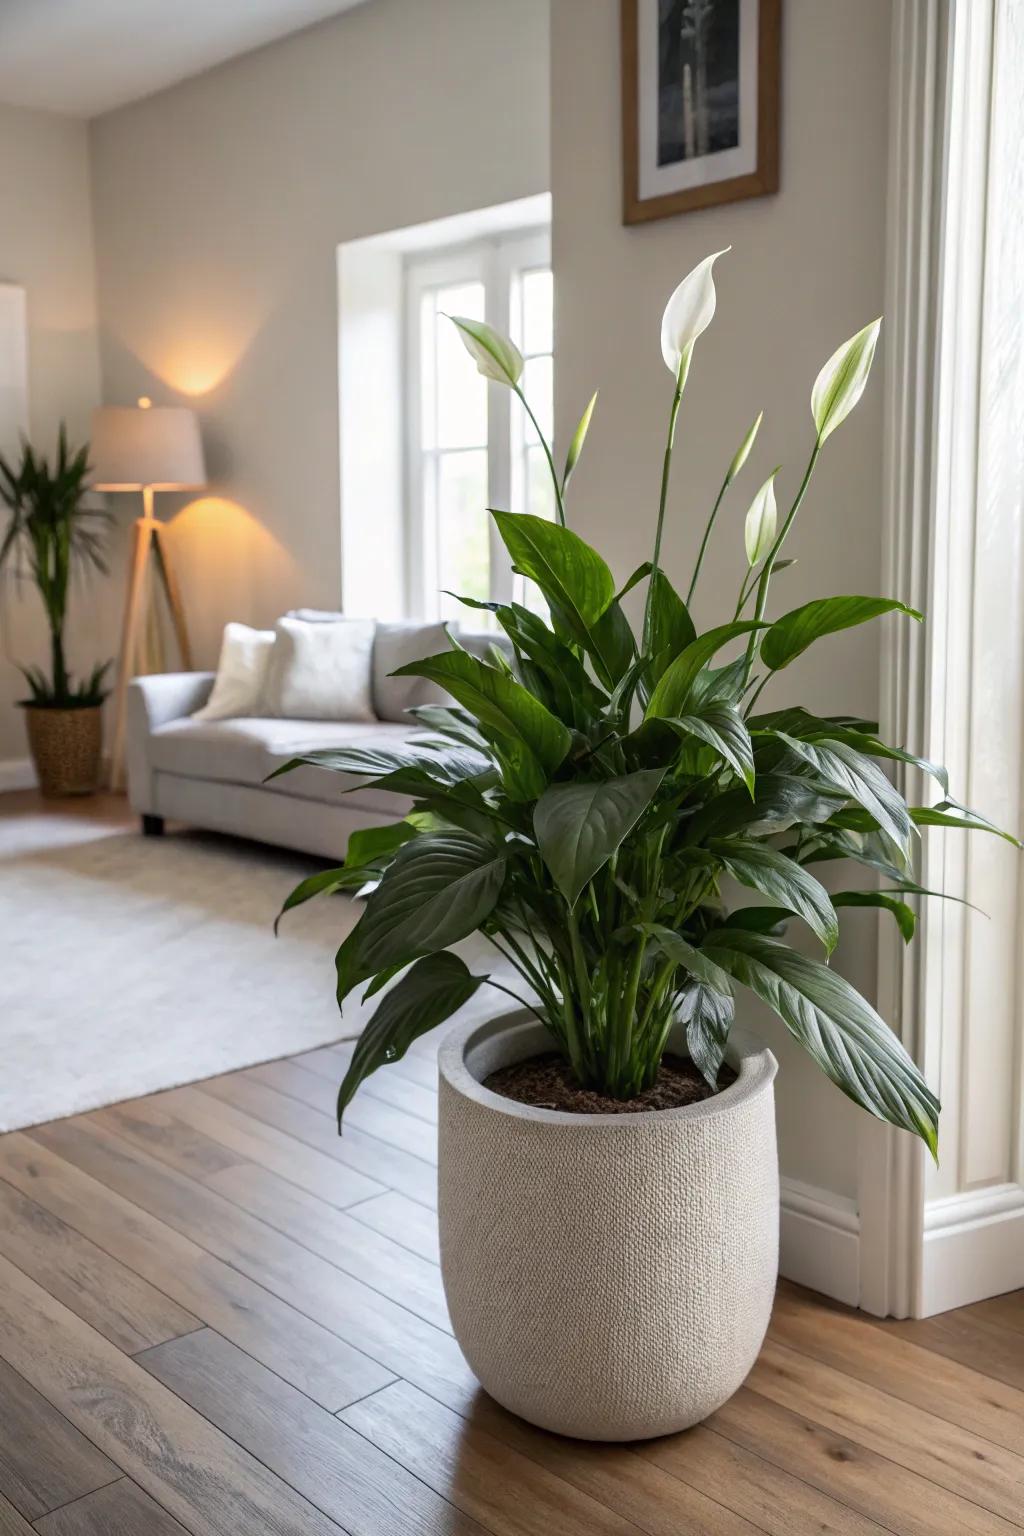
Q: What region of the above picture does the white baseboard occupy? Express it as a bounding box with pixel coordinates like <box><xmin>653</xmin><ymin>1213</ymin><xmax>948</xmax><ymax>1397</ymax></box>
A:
<box><xmin>0</xmin><ymin>757</ymin><xmax>36</xmax><ymax>793</ymax></box>
<box><xmin>920</xmin><ymin>1183</ymin><xmax>1024</xmax><ymax>1316</ymax></box>
<box><xmin>779</xmin><ymin>1176</ymin><xmax>861</xmax><ymax>1307</ymax></box>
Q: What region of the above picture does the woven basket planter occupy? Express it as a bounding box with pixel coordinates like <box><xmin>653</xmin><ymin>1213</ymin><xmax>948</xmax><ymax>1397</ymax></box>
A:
<box><xmin>23</xmin><ymin>703</ymin><xmax>103</xmax><ymax>797</ymax></box>
<box><xmin>438</xmin><ymin>1011</ymin><xmax>779</xmax><ymax>1441</ymax></box>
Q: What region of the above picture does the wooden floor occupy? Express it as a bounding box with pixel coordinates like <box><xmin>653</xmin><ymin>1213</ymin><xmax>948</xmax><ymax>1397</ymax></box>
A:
<box><xmin>2</xmin><ymin>796</ymin><xmax>1023</xmax><ymax>1535</ymax></box>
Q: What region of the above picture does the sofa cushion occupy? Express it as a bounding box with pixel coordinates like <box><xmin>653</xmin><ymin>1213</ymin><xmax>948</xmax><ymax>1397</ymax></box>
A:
<box><xmin>263</xmin><ymin>616</ymin><xmax>376</xmax><ymax>721</ymax></box>
<box><xmin>372</xmin><ymin>622</ymin><xmax>451</xmax><ymax>723</ymax></box>
<box><xmin>149</xmin><ymin>718</ymin><xmax>418</xmax><ymax>813</ymax></box>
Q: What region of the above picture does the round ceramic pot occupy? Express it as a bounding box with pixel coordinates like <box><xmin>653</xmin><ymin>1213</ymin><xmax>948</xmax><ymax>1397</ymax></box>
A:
<box><xmin>23</xmin><ymin>703</ymin><xmax>103</xmax><ymax>797</ymax></box>
<box><xmin>438</xmin><ymin>1011</ymin><xmax>778</xmax><ymax>1441</ymax></box>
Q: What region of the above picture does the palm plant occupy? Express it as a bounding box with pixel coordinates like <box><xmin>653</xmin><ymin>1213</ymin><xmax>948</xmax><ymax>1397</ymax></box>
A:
<box><xmin>0</xmin><ymin>427</ymin><xmax>111</xmax><ymax>706</ymax></box>
<box><xmin>276</xmin><ymin>251</ymin><xmax>1017</xmax><ymax>1156</ymax></box>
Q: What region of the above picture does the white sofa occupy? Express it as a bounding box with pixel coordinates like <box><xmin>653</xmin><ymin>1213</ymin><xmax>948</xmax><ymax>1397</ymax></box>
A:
<box><xmin>125</xmin><ymin>621</ymin><xmax>501</xmax><ymax>860</ymax></box>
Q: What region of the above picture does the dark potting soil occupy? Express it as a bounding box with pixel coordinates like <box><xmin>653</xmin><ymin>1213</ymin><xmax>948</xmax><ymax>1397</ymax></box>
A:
<box><xmin>483</xmin><ymin>1052</ymin><xmax>736</xmax><ymax>1114</ymax></box>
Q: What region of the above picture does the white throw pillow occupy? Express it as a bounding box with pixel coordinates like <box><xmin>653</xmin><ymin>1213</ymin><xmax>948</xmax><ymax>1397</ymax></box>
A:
<box><xmin>262</xmin><ymin>615</ymin><xmax>376</xmax><ymax>721</ymax></box>
<box><xmin>192</xmin><ymin>622</ymin><xmax>275</xmax><ymax>721</ymax></box>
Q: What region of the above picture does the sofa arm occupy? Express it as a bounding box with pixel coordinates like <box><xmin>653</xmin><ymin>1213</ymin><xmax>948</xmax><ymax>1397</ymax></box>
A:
<box><xmin>125</xmin><ymin>672</ymin><xmax>215</xmax><ymax>813</ymax></box>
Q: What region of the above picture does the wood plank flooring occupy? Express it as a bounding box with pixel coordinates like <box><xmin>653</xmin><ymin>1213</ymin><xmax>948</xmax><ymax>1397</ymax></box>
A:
<box><xmin>2</xmin><ymin>795</ymin><xmax>1023</xmax><ymax>1534</ymax></box>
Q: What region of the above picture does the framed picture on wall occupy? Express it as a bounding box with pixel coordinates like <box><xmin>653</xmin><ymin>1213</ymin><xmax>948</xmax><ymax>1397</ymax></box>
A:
<box><xmin>621</xmin><ymin>0</ymin><xmax>781</xmax><ymax>225</ymax></box>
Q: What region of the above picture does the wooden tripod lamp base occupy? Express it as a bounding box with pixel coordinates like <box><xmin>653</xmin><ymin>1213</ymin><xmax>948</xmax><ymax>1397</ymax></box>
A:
<box><xmin>90</xmin><ymin>400</ymin><xmax>207</xmax><ymax>793</ymax></box>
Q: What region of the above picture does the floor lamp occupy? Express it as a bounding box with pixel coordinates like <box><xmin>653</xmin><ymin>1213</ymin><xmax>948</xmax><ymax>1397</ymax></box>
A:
<box><xmin>90</xmin><ymin>398</ymin><xmax>207</xmax><ymax>790</ymax></box>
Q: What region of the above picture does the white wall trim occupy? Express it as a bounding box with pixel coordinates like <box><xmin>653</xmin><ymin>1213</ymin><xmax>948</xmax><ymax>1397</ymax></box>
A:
<box><xmin>921</xmin><ymin>1185</ymin><xmax>1024</xmax><ymax>1316</ymax></box>
<box><xmin>0</xmin><ymin>757</ymin><xmax>36</xmax><ymax>793</ymax></box>
<box><xmin>779</xmin><ymin>1178</ymin><xmax>860</xmax><ymax>1310</ymax></box>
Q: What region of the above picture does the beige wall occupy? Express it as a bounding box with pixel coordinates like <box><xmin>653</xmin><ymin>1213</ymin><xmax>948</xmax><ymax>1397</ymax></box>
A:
<box><xmin>0</xmin><ymin>103</ymin><xmax>103</xmax><ymax>763</ymax></box>
<box><xmin>551</xmin><ymin>0</ymin><xmax>893</xmax><ymax>1197</ymax></box>
<box><xmin>88</xmin><ymin>0</ymin><xmax>551</xmax><ymax>670</ymax></box>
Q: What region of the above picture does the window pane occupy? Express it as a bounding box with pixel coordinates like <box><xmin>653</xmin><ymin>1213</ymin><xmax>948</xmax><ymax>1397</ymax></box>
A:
<box><xmin>437</xmin><ymin>449</ymin><xmax>489</xmax><ymax>620</ymax></box>
<box><xmin>526</xmin><ymin>443</ymin><xmax>556</xmax><ymax>522</ymax></box>
<box><xmin>522</xmin><ymin>354</ymin><xmax>552</xmax><ymax>444</ymax></box>
<box><xmin>522</xmin><ymin>268</ymin><xmax>553</xmax><ymax>355</ymax></box>
<box><xmin>436</xmin><ymin>281</ymin><xmax>486</xmax><ymax>449</ymax></box>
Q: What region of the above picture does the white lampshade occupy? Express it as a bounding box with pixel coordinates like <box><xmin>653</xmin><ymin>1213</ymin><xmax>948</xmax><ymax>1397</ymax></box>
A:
<box><xmin>90</xmin><ymin>402</ymin><xmax>206</xmax><ymax>491</ymax></box>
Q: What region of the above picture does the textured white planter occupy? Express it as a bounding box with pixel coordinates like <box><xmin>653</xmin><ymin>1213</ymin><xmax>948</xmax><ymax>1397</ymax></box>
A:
<box><xmin>438</xmin><ymin>1011</ymin><xmax>779</xmax><ymax>1441</ymax></box>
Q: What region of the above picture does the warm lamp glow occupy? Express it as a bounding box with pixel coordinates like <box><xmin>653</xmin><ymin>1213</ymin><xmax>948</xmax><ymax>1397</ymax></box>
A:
<box><xmin>138</xmin><ymin>396</ymin><xmax>152</xmax><ymax>409</ymax></box>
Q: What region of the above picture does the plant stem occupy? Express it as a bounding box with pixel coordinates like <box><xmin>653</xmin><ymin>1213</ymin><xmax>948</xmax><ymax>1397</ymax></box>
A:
<box><xmin>686</xmin><ymin>473</ymin><xmax>729</xmax><ymax>607</ymax></box>
<box><xmin>513</xmin><ymin>384</ymin><xmax>566</xmax><ymax>528</ymax></box>
<box><xmin>643</xmin><ymin>348</ymin><xmax>691</xmax><ymax>652</ymax></box>
<box><xmin>742</xmin><ymin>440</ymin><xmax>821</xmax><ymax>683</ymax></box>
<box><xmin>483</xmin><ymin>977</ymin><xmax>548</xmax><ymax>1025</ymax></box>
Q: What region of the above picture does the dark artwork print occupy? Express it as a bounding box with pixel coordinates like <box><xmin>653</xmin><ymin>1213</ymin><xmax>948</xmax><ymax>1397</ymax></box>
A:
<box><xmin>658</xmin><ymin>0</ymin><xmax>741</xmax><ymax>165</ymax></box>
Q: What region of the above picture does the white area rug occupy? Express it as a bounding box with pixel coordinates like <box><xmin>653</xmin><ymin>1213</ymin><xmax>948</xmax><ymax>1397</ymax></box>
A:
<box><xmin>0</xmin><ymin>815</ymin><xmax>498</xmax><ymax>1133</ymax></box>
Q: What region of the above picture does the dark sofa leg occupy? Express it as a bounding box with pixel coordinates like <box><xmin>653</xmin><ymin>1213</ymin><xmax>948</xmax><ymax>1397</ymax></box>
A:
<box><xmin>141</xmin><ymin>814</ymin><xmax>165</xmax><ymax>837</ymax></box>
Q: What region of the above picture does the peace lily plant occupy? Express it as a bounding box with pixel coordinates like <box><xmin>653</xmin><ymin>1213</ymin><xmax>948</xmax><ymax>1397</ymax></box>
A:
<box><xmin>277</xmin><ymin>249</ymin><xmax>1016</xmax><ymax>1159</ymax></box>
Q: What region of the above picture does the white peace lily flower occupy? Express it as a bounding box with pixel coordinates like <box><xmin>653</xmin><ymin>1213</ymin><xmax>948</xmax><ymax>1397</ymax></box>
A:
<box><xmin>811</xmin><ymin>318</ymin><xmax>882</xmax><ymax>443</ymax></box>
<box><xmin>449</xmin><ymin>315</ymin><xmax>524</xmax><ymax>387</ymax></box>
<box><xmin>660</xmin><ymin>248</ymin><xmax>730</xmax><ymax>377</ymax></box>
<box><xmin>744</xmin><ymin>470</ymin><xmax>779</xmax><ymax>568</ymax></box>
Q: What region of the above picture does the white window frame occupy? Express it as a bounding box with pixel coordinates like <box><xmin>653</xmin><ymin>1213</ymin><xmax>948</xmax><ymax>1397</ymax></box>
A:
<box><xmin>403</xmin><ymin>227</ymin><xmax>551</xmax><ymax>620</ymax></box>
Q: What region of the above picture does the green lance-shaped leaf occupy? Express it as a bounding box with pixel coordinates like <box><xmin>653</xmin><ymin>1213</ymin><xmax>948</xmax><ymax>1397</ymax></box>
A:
<box><xmin>274</xmin><ymin>822</ymin><xmax>418</xmax><ymax>933</ymax></box>
<box><xmin>337</xmin><ymin>953</ymin><xmax>487</xmax><ymax>1124</ymax></box>
<box><xmin>639</xmin><ymin>924</ymin><xmax>735</xmax><ymax>1089</ymax></box>
<box><xmin>562</xmin><ymin>391</ymin><xmax>598</xmax><ymax>492</ymax></box>
<box><xmin>831</xmin><ymin>889</ymin><xmax>916</xmax><ymax>944</ymax></box>
<box><xmin>709</xmin><ymin>838</ymin><xmax>839</xmax><ymax>955</ymax></box>
<box><xmin>534</xmin><ymin>768</ymin><xmax>665</xmax><ymax>907</ymax></box>
<box><xmin>751</xmin><ymin>706</ymin><xmax>948</xmax><ymax>794</ymax></box>
<box><xmin>646</xmin><ymin>570</ymin><xmax>697</xmax><ymax>688</ymax></box>
<box><xmin>666</xmin><ymin>701</ymin><xmax>755</xmax><ymax>795</ymax></box>
<box><xmin>265</xmin><ymin>740</ymin><xmax>490</xmax><ymax>787</ymax></box>
<box><xmin>776</xmin><ymin>732</ymin><xmax>914</xmax><ymax>863</ymax></box>
<box><xmin>727</xmin><ymin>410</ymin><xmax>763</xmax><ymax>485</ymax></box>
<box><xmin>678</xmin><ymin>979</ymin><xmax>735</xmax><ymax>1088</ymax></box>
<box><xmin>392</xmin><ymin>648</ymin><xmax>571</xmax><ymax>802</ymax></box>
<box><xmin>811</xmin><ymin>318</ymin><xmax>882</xmax><ymax>443</ymax></box>
<box><xmin>760</xmin><ymin>596</ymin><xmax>922</xmax><ymax>672</ymax></box>
<box><xmin>744</xmin><ymin>470</ymin><xmax>779</xmax><ymax>568</ymax></box>
<box><xmin>702</xmin><ymin>928</ymin><xmax>939</xmax><ymax>1157</ymax></box>
<box><xmin>336</xmin><ymin>829</ymin><xmax>507</xmax><ymax>1003</ymax></box>
<box><xmin>912</xmin><ymin>798</ymin><xmax>1022</xmax><ymax>847</ymax></box>
<box><xmin>645</xmin><ymin>620</ymin><xmax>767</xmax><ymax>721</ymax></box>
<box><xmin>448</xmin><ymin>315</ymin><xmax>523</xmax><ymax>386</ymax></box>
<box><xmin>490</xmin><ymin>509</ymin><xmax>615</xmax><ymax>640</ymax></box>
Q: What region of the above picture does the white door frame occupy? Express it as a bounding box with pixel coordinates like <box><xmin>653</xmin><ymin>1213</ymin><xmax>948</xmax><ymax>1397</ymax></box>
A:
<box><xmin>862</xmin><ymin>0</ymin><xmax>1024</xmax><ymax>1317</ymax></box>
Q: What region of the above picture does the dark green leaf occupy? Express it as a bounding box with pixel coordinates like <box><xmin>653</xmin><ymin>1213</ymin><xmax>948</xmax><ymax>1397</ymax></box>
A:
<box><xmin>761</xmin><ymin>596</ymin><xmax>922</xmax><ymax>671</ymax></box>
<box><xmin>337</xmin><ymin>954</ymin><xmax>486</xmax><ymax>1123</ymax></box>
<box><xmin>667</xmin><ymin>702</ymin><xmax>755</xmax><ymax>794</ymax></box>
<box><xmin>338</xmin><ymin>830</ymin><xmax>507</xmax><ymax>1001</ymax></box>
<box><xmin>491</xmin><ymin>510</ymin><xmax>615</xmax><ymax>632</ymax></box>
<box><xmin>710</xmin><ymin>839</ymin><xmax>838</xmax><ymax>954</ymax></box>
<box><xmin>265</xmin><ymin>741</ymin><xmax>489</xmax><ymax>787</ymax></box>
<box><xmin>911</xmin><ymin>799</ymin><xmax>1021</xmax><ymax>847</ymax></box>
<box><xmin>831</xmin><ymin>889</ymin><xmax>916</xmax><ymax>943</ymax></box>
<box><xmin>391</xmin><ymin>649</ymin><xmax>571</xmax><ymax>801</ymax></box>
<box><xmin>677</xmin><ymin>978</ymin><xmax>734</xmax><ymax>1088</ymax></box>
<box><xmin>645</xmin><ymin>621</ymin><xmax>767</xmax><ymax>721</ymax></box>
<box><xmin>646</xmin><ymin>571</ymin><xmax>697</xmax><ymax>686</ymax></box>
<box><xmin>534</xmin><ymin>769</ymin><xmax>665</xmax><ymax>906</ymax></box>
<box><xmin>776</xmin><ymin>733</ymin><xmax>914</xmax><ymax>863</ymax></box>
<box><xmin>274</xmin><ymin>866</ymin><xmax>356</xmax><ymax>934</ymax></box>
<box><xmin>702</xmin><ymin>928</ymin><xmax>939</xmax><ymax>1157</ymax></box>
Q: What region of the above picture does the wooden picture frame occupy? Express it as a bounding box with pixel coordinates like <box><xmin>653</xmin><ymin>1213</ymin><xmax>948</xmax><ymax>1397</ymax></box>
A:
<box><xmin>622</xmin><ymin>0</ymin><xmax>781</xmax><ymax>225</ymax></box>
